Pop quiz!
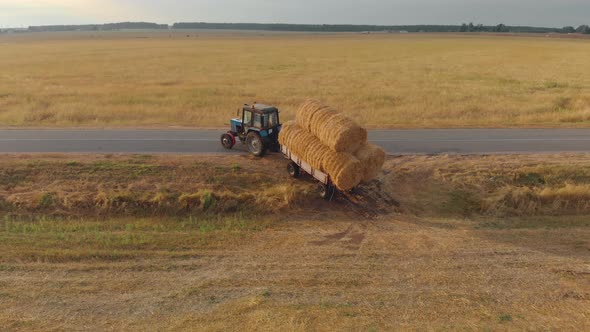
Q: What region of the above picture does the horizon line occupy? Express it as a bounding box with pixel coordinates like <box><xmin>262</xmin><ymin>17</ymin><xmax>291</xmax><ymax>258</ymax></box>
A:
<box><xmin>2</xmin><ymin>21</ymin><xmax>574</xmax><ymax>30</ymax></box>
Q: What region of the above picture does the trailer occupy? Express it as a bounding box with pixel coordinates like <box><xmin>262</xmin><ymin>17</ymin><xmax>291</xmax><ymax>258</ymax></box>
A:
<box><xmin>281</xmin><ymin>145</ymin><xmax>336</xmax><ymax>200</ymax></box>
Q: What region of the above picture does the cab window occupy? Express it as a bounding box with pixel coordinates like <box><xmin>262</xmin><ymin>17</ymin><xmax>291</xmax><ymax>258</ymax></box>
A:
<box><xmin>253</xmin><ymin>114</ymin><xmax>263</xmax><ymax>128</ymax></box>
<box><xmin>243</xmin><ymin>110</ymin><xmax>252</xmax><ymax>126</ymax></box>
<box><xmin>267</xmin><ymin>112</ymin><xmax>278</xmax><ymax>127</ymax></box>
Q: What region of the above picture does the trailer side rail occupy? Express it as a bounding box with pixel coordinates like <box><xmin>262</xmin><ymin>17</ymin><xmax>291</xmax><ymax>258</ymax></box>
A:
<box><xmin>282</xmin><ymin>146</ymin><xmax>329</xmax><ymax>185</ymax></box>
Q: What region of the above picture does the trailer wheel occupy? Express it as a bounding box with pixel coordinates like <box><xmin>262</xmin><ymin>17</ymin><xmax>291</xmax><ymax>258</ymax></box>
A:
<box><xmin>287</xmin><ymin>162</ymin><xmax>301</xmax><ymax>178</ymax></box>
<box><xmin>319</xmin><ymin>183</ymin><xmax>336</xmax><ymax>201</ymax></box>
<box><xmin>246</xmin><ymin>132</ymin><xmax>266</xmax><ymax>157</ymax></box>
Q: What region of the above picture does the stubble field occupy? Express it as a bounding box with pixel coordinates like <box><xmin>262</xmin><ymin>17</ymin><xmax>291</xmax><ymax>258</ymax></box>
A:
<box><xmin>1</xmin><ymin>153</ymin><xmax>589</xmax><ymax>330</ymax></box>
<box><xmin>1</xmin><ymin>31</ymin><xmax>590</xmax><ymax>128</ymax></box>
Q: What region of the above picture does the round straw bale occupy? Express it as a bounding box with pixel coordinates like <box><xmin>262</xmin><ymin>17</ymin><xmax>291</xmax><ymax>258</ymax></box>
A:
<box><xmin>296</xmin><ymin>100</ymin><xmax>330</xmax><ymax>132</ymax></box>
<box><xmin>354</xmin><ymin>143</ymin><xmax>386</xmax><ymax>182</ymax></box>
<box><xmin>296</xmin><ymin>100</ymin><xmax>367</xmax><ymax>153</ymax></box>
<box><xmin>279</xmin><ymin>121</ymin><xmax>323</xmax><ymax>170</ymax></box>
<box><xmin>323</xmin><ymin>152</ymin><xmax>363</xmax><ymax>191</ymax></box>
<box><xmin>279</xmin><ymin>121</ymin><xmax>363</xmax><ymax>190</ymax></box>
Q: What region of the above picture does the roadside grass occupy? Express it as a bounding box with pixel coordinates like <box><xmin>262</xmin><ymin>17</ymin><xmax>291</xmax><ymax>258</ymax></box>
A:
<box><xmin>2</xmin><ymin>154</ymin><xmax>590</xmax><ymax>219</ymax></box>
<box><xmin>387</xmin><ymin>154</ymin><xmax>590</xmax><ymax>217</ymax></box>
<box><xmin>0</xmin><ymin>154</ymin><xmax>316</xmax><ymax>218</ymax></box>
<box><xmin>1</xmin><ymin>33</ymin><xmax>590</xmax><ymax>128</ymax></box>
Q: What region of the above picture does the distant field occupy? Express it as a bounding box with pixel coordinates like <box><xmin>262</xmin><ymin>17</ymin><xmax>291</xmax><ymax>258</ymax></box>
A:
<box><xmin>1</xmin><ymin>31</ymin><xmax>589</xmax><ymax>128</ymax></box>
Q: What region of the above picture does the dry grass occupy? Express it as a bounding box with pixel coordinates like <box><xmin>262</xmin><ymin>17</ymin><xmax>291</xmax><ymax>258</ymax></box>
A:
<box><xmin>386</xmin><ymin>154</ymin><xmax>590</xmax><ymax>216</ymax></box>
<box><xmin>1</xmin><ymin>153</ymin><xmax>590</xmax><ymax>330</ymax></box>
<box><xmin>0</xmin><ymin>154</ymin><xmax>318</xmax><ymax>217</ymax></box>
<box><xmin>1</xmin><ymin>153</ymin><xmax>590</xmax><ymax>217</ymax></box>
<box><xmin>1</xmin><ymin>32</ymin><xmax>590</xmax><ymax>128</ymax></box>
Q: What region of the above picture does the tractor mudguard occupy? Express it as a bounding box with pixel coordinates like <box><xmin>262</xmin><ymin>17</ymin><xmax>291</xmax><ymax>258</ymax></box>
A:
<box><xmin>226</xmin><ymin>131</ymin><xmax>236</xmax><ymax>145</ymax></box>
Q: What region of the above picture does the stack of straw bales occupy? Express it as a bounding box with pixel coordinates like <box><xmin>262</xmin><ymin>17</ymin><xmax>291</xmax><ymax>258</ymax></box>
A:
<box><xmin>279</xmin><ymin>100</ymin><xmax>386</xmax><ymax>191</ymax></box>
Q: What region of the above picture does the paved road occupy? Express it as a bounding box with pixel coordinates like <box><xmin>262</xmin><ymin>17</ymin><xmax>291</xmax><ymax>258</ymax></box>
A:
<box><xmin>1</xmin><ymin>129</ymin><xmax>590</xmax><ymax>154</ymax></box>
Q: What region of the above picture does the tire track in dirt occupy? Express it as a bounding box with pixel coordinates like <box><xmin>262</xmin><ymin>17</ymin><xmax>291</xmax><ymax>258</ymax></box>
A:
<box><xmin>309</xmin><ymin>223</ymin><xmax>368</xmax><ymax>251</ymax></box>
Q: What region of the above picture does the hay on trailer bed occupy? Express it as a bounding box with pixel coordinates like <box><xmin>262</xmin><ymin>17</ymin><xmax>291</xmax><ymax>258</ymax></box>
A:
<box><xmin>296</xmin><ymin>100</ymin><xmax>368</xmax><ymax>153</ymax></box>
<box><xmin>355</xmin><ymin>143</ymin><xmax>386</xmax><ymax>182</ymax></box>
<box><xmin>279</xmin><ymin>121</ymin><xmax>363</xmax><ymax>191</ymax></box>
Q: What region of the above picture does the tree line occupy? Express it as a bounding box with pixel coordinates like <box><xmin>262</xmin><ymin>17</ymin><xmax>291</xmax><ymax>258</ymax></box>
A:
<box><xmin>15</xmin><ymin>22</ymin><xmax>590</xmax><ymax>34</ymax></box>
<box><xmin>171</xmin><ymin>22</ymin><xmax>463</xmax><ymax>32</ymax></box>
<box><xmin>27</xmin><ymin>22</ymin><xmax>168</xmax><ymax>32</ymax></box>
<box><xmin>173</xmin><ymin>22</ymin><xmax>590</xmax><ymax>34</ymax></box>
<box><xmin>564</xmin><ymin>25</ymin><xmax>590</xmax><ymax>34</ymax></box>
<box><xmin>460</xmin><ymin>22</ymin><xmax>590</xmax><ymax>34</ymax></box>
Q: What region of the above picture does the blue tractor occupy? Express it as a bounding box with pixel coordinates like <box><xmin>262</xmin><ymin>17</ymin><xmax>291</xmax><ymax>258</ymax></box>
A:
<box><xmin>221</xmin><ymin>103</ymin><xmax>282</xmax><ymax>157</ymax></box>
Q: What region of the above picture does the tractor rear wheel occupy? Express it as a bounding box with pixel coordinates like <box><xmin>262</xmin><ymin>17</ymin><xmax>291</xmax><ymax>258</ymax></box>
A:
<box><xmin>287</xmin><ymin>162</ymin><xmax>301</xmax><ymax>178</ymax></box>
<box><xmin>319</xmin><ymin>183</ymin><xmax>336</xmax><ymax>201</ymax></box>
<box><xmin>221</xmin><ymin>133</ymin><xmax>234</xmax><ymax>150</ymax></box>
<box><xmin>246</xmin><ymin>132</ymin><xmax>266</xmax><ymax>157</ymax></box>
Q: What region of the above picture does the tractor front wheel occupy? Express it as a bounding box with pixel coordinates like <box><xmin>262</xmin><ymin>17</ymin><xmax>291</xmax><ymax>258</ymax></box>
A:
<box><xmin>221</xmin><ymin>133</ymin><xmax>234</xmax><ymax>150</ymax></box>
<box><xmin>246</xmin><ymin>132</ymin><xmax>266</xmax><ymax>157</ymax></box>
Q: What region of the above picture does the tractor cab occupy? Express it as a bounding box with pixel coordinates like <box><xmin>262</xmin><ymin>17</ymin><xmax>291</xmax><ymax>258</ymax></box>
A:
<box><xmin>231</xmin><ymin>104</ymin><xmax>280</xmax><ymax>135</ymax></box>
<box><xmin>222</xmin><ymin>103</ymin><xmax>282</xmax><ymax>157</ymax></box>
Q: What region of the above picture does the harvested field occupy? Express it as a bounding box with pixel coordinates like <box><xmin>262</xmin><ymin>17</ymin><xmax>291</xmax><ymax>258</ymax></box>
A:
<box><xmin>0</xmin><ymin>153</ymin><xmax>589</xmax><ymax>331</ymax></box>
<box><xmin>1</xmin><ymin>32</ymin><xmax>590</xmax><ymax>128</ymax></box>
<box><xmin>2</xmin><ymin>214</ymin><xmax>590</xmax><ymax>331</ymax></box>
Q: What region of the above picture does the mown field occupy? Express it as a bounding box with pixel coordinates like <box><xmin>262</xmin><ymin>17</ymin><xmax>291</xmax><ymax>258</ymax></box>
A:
<box><xmin>1</xmin><ymin>32</ymin><xmax>590</xmax><ymax>128</ymax></box>
<box><xmin>1</xmin><ymin>153</ymin><xmax>589</xmax><ymax>330</ymax></box>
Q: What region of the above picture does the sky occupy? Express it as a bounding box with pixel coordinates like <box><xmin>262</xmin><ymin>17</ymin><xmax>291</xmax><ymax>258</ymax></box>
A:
<box><xmin>1</xmin><ymin>0</ymin><xmax>588</xmax><ymax>28</ymax></box>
